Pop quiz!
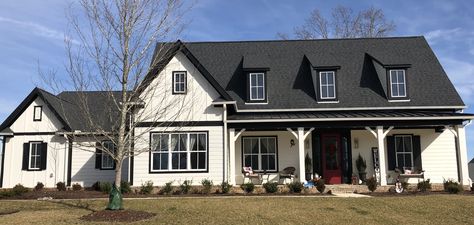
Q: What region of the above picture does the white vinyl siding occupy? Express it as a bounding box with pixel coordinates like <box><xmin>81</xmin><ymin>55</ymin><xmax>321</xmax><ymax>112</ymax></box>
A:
<box><xmin>319</xmin><ymin>71</ymin><xmax>336</xmax><ymax>99</ymax></box>
<box><xmin>29</xmin><ymin>142</ymin><xmax>42</xmax><ymax>170</ymax></box>
<box><xmin>390</xmin><ymin>70</ymin><xmax>407</xmax><ymax>97</ymax></box>
<box><xmin>249</xmin><ymin>73</ymin><xmax>265</xmax><ymax>101</ymax></box>
<box><xmin>151</xmin><ymin>132</ymin><xmax>208</xmax><ymax>172</ymax></box>
<box><xmin>242</xmin><ymin>137</ymin><xmax>277</xmax><ymax>172</ymax></box>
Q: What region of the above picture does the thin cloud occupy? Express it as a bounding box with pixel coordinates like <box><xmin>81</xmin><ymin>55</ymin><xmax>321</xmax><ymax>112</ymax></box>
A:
<box><xmin>0</xmin><ymin>16</ymin><xmax>79</xmax><ymax>45</ymax></box>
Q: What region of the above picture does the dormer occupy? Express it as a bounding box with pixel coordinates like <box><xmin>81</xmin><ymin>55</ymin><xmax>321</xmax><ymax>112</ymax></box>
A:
<box><xmin>369</xmin><ymin>54</ymin><xmax>411</xmax><ymax>102</ymax></box>
<box><xmin>243</xmin><ymin>55</ymin><xmax>270</xmax><ymax>103</ymax></box>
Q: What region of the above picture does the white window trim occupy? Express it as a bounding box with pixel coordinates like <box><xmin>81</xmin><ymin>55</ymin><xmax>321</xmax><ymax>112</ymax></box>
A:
<box><xmin>389</xmin><ymin>70</ymin><xmax>407</xmax><ymax>98</ymax></box>
<box><xmin>29</xmin><ymin>142</ymin><xmax>42</xmax><ymax>170</ymax></box>
<box><xmin>319</xmin><ymin>71</ymin><xmax>336</xmax><ymax>100</ymax></box>
<box><xmin>173</xmin><ymin>72</ymin><xmax>187</xmax><ymax>94</ymax></box>
<box><xmin>33</xmin><ymin>106</ymin><xmax>42</xmax><ymax>121</ymax></box>
<box><xmin>101</xmin><ymin>141</ymin><xmax>115</xmax><ymax>169</ymax></box>
<box><xmin>242</xmin><ymin>137</ymin><xmax>277</xmax><ymax>172</ymax></box>
<box><xmin>249</xmin><ymin>73</ymin><xmax>265</xmax><ymax>101</ymax></box>
<box><xmin>394</xmin><ymin>135</ymin><xmax>414</xmax><ymax>169</ymax></box>
<box><xmin>150</xmin><ymin>132</ymin><xmax>208</xmax><ymax>172</ymax></box>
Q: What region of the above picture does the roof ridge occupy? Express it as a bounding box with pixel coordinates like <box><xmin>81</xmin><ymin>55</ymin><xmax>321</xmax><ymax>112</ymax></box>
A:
<box><xmin>182</xmin><ymin>36</ymin><xmax>424</xmax><ymax>44</ymax></box>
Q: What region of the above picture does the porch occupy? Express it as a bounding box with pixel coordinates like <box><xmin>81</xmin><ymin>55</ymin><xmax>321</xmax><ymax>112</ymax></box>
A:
<box><xmin>225</xmin><ymin>111</ymin><xmax>472</xmax><ymax>186</ymax></box>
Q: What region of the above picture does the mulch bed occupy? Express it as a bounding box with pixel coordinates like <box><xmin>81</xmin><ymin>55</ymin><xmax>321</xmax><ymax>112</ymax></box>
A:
<box><xmin>81</xmin><ymin>210</ymin><xmax>155</xmax><ymax>222</ymax></box>
<box><xmin>0</xmin><ymin>209</ymin><xmax>20</xmax><ymax>216</ymax></box>
<box><xmin>362</xmin><ymin>190</ymin><xmax>474</xmax><ymax>197</ymax></box>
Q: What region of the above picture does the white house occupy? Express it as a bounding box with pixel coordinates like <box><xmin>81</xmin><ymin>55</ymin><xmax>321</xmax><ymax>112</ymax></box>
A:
<box><xmin>0</xmin><ymin>37</ymin><xmax>473</xmax><ymax>188</ymax></box>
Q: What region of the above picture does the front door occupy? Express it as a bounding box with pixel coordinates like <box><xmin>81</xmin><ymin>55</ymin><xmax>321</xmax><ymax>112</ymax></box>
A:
<box><xmin>321</xmin><ymin>134</ymin><xmax>342</xmax><ymax>184</ymax></box>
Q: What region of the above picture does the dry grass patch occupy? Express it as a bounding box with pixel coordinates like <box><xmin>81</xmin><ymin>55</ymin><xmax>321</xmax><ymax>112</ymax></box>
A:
<box><xmin>0</xmin><ymin>195</ymin><xmax>473</xmax><ymax>224</ymax></box>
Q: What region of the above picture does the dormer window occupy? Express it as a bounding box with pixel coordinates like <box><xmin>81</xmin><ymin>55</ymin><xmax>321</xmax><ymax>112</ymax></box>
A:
<box><xmin>248</xmin><ymin>72</ymin><xmax>266</xmax><ymax>102</ymax></box>
<box><xmin>319</xmin><ymin>71</ymin><xmax>336</xmax><ymax>100</ymax></box>
<box><xmin>389</xmin><ymin>69</ymin><xmax>407</xmax><ymax>98</ymax></box>
<box><xmin>172</xmin><ymin>71</ymin><xmax>187</xmax><ymax>94</ymax></box>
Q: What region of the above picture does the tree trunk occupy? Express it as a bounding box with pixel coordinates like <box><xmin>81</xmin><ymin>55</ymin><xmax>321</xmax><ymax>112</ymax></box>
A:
<box><xmin>107</xmin><ymin>160</ymin><xmax>123</xmax><ymax>210</ymax></box>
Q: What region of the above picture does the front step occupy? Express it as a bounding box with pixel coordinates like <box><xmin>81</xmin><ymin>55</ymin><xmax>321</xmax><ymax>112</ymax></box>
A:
<box><xmin>325</xmin><ymin>184</ymin><xmax>391</xmax><ymax>193</ymax></box>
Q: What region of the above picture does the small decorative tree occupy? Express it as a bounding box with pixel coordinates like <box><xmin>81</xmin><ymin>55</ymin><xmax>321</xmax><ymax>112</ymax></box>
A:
<box><xmin>355</xmin><ymin>154</ymin><xmax>367</xmax><ymax>183</ymax></box>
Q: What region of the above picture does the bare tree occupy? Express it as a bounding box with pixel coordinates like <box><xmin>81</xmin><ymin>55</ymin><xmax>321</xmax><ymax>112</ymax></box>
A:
<box><xmin>282</xmin><ymin>6</ymin><xmax>395</xmax><ymax>39</ymax></box>
<box><xmin>41</xmin><ymin>0</ymin><xmax>191</xmax><ymax>209</ymax></box>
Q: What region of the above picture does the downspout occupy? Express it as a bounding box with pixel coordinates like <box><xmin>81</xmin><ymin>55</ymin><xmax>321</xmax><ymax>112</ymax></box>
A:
<box><xmin>223</xmin><ymin>104</ymin><xmax>228</xmax><ymax>182</ymax></box>
<box><xmin>0</xmin><ymin>136</ymin><xmax>6</xmax><ymax>188</ymax></box>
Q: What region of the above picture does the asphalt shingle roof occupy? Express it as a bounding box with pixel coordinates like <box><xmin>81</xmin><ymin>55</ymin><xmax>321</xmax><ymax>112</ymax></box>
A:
<box><xmin>184</xmin><ymin>36</ymin><xmax>464</xmax><ymax>110</ymax></box>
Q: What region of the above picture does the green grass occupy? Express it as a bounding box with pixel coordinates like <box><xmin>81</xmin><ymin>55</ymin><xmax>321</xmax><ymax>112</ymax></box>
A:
<box><xmin>0</xmin><ymin>195</ymin><xmax>473</xmax><ymax>224</ymax></box>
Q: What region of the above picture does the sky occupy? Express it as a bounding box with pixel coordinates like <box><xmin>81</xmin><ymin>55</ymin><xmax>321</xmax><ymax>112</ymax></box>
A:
<box><xmin>0</xmin><ymin>0</ymin><xmax>473</xmax><ymax>159</ymax></box>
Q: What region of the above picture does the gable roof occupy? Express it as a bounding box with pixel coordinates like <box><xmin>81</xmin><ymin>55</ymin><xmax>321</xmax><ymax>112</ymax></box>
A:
<box><xmin>182</xmin><ymin>36</ymin><xmax>465</xmax><ymax>111</ymax></box>
<box><xmin>0</xmin><ymin>88</ymin><xmax>123</xmax><ymax>133</ymax></box>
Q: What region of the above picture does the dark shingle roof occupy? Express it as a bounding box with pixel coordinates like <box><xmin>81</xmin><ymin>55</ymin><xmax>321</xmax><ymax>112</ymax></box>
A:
<box><xmin>183</xmin><ymin>36</ymin><xmax>464</xmax><ymax>110</ymax></box>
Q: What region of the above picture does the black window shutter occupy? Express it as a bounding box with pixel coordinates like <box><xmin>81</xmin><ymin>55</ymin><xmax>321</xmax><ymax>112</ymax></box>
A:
<box><xmin>95</xmin><ymin>142</ymin><xmax>102</xmax><ymax>169</ymax></box>
<box><xmin>22</xmin><ymin>143</ymin><xmax>29</xmax><ymax>170</ymax></box>
<box><xmin>40</xmin><ymin>142</ymin><xmax>47</xmax><ymax>170</ymax></box>
<box><xmin>412</xmin><ymin>136</ymin><xmax>422</xmax><ymax>170</ymax></box>
<box><xmin>386</xmin><ymin>136</ymin><xmax>396</xmax><ymax>170</ymax></box>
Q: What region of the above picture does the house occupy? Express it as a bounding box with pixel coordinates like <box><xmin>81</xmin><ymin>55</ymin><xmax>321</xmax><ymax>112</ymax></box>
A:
<box><xmin>0</xmin><ymin>36</ymin><xmax>473</xmax><ymax>188</ymax></box>
<box><xmin>469</xmin><ymin>158</ymin><xmax>474</xmax><ymax>182</ymax></box>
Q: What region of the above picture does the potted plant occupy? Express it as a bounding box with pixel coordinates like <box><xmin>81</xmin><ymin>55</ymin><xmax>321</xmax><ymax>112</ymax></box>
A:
<box><xmin>355</xmin><ymin>154</ymin><xmax>367</xmax><ymax>183</ymax></box>
<box><xmin>305</xmin><ymin>153</ymin><xmax>312</xmax><ymax>181</ymax></box>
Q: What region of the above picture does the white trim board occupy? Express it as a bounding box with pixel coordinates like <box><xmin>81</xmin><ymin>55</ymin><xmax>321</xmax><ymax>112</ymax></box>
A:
<box><xmin>227</xmin><ymin>116</ymin><xmax>474</xmax><ymax>123</ymax></box>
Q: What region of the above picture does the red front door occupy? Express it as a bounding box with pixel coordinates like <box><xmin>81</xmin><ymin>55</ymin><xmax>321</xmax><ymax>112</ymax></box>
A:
<box><xmin>321</xmin><ymin>134</ymin><xmax>342</xmax><ymax>184</ymax></box>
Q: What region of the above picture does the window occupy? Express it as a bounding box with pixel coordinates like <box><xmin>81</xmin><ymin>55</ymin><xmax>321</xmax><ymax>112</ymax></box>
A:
<box><xmin>29</xmin><ymin>142</ymin><xmax>42</xmax><ymax>170</ymax></box>
<box><xmin>394</xmin><ymin>135</ymin><xmax>413</xmax><ymax>169</ymax></box>
<box><xmin>101</xmin><ymin>141</ymin><xmax>115</xmax><ymax>169</ymax></box>
<box><xmin>249</xmin><ymin>73</ymin><xmax>265</xmax><ymax>101</ymax></box>
<box><xmin>150</xmin><ymin>132</ymin><xmax>208</xmax><ymax>172</ymax></box>
<box><xmin>172</xmin><ymin>71</ymin><xmax>187</xmax><ymax>94</ymax></box>
<box><xmin>389</xmin><ymin>70</ymin><xmax>407</xmax><ymax>98</ymax></box>
<box><xmin>319</xmin><ymin>71</ymin><xmax>336</xmax><ymax>99</ymax></box>
<box><xmin>242</xmin><ymin>137</ymin><xmax>277</xmax><ymax>172</ymax></box>
<box><xmin>33</xmin><ymin>106</ymin><xmax>42</xmax><ymax>121</ymax></box>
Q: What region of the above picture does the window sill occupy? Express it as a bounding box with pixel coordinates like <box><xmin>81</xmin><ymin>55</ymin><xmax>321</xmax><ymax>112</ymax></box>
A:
<box><xmin>388</xmin><ymin>99</ymin><xmax>411</xmax><ymax>103</ymax></box>
<box><xmin>317</xmin><ymin>100</ymin><xmax>339</xmax><ymax>104</ymax></box>
<box><xmin>245</xmin><ymin>102</ymin><xmax>268</xmax><ymax>105</ymax></box>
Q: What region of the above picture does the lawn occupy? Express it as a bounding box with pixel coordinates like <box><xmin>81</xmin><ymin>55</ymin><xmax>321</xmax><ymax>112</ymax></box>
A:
<box><xmin>0</xmin><ymin>195</ymin><xmax>473</xmax><ymax>224</ymax></box>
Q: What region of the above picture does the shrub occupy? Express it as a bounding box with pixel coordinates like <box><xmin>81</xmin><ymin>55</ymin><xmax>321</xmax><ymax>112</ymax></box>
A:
<box><xmin>160</xmin><ymin>181</ymin><xmax>174</xmax><ymax>195</ymax></box>
<box><xmin>56</xmin><ymin>182</ymin><xmax>67</xmax><ymax>191</ymax></box>
<box><xmin>120</xmin><ymin>181</ymin><xmax>132</xmax><ymax>194</ymax></box>
<box><xmin>12</xmin><ymin>184</ymin><xmax>29</xmax><ymax>195</ymax></box>
<box><xmin>401</xmin><ymin>181</ymin><xmax>409</xmax><ymax>191</ymax></box>
<box><xmin>220</xmin><ymin>181</ymin><xmax>232</xmax><ymax>194</ymax></box>
<box><xmin>417</xmin><ymin>179</ymin><xmax>431</xmax><ymax>192</ymax></box>
<box><xmin>201</xmin><ymin>179</ymin><xmax>213</xmax><ymax>194</ymax></box>
<box><xmin>240</xmin><ymin>182</ymin><xmax>255</xmax><ymax>193</ymax></box>
<box><xmin>72</xmin><ymin>183</ymin><xmax>82</xmax><ymax>191</ymax></box>
<box><xmin>263</xmin><ymin>182</ymin><xmax>279</xmax><ymax>193</ymax></box>
<box><xmin>179</xmin><ymin>180</ymin><xmax>192</xmax><ymax>194</ymax></box>
<box><xmin>366</xmin><ymin>177</ymin><xmax>377</xmax><ymax>192</ymax></box>
<box><xmin>444</xmin><ymin>179</ymin><xmax>463</xmax><ymax>194</ymax></box>
<box><xmin>34</xmin><ymin>182</ymin><xmax>44</xmax><ymax>191</ymax></box>
<box><xmin>99</xmin><ymin>182</ymin><xmax>112</xmax><ymax>193</ymax></box>
<box><xmin>315</xmin><ymin>179</ymin><xmax>325</xmax><ymax>193</ymax></box>
<box><xmin>92</xmin><ymin>181</ymin><xmax>101</xmax><ymax>191</ymax></box>
<box><xmin>0</xmin><ymin>190</ymin><xmax>16</xmax><ymax>198</ymax></box>
<box><xmin>287</xmin><ymin>181</ymin><xmax>304</xmax><ymax>193</ymax></box>
<box><xmin>140</xmin><ymin>181</ymin><xmax>154</xmax><ymax>194</ymax></box>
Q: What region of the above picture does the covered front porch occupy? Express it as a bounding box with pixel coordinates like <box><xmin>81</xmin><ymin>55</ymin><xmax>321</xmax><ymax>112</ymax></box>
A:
<box><xmin>225</xmin><ymin>111</ymin><xmax>472</xmax><ymax>186</ymax></box>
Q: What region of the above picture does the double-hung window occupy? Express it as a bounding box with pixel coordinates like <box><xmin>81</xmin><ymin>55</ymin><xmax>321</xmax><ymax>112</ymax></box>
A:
<box><xmin>173</xmin><ymin>71</ymin><xmax>187</xmax><ymax>94</ymax></box>
<box><xmin>242</xmin><ymin>137</ymin><xmax>277</xmax><ymax>172</ymax></box>
<box><xmin>249</xmin><ymin>73</ymin><xmax>265</xmax><ymax>101</ymax></box>
<box><xmin>389</xmin><ymin>70</ymin><xmax>407</xmax><ymax>98</ymax></box>
<box><xmin>101</xmin><ymin>141</ymin><xmax>115</xmax><ymax>169</ymax></box>
<box><xmin>319</xmin><ymin>71</ymin><xmax>336</xmax><ymax>99</ymax></box>
<box><xmin>394</xmin><ymin>135</ymin><xmax>413</xmax><ymax>169</ymax></box>
<box><xmin>29</xmin><ymin>142</ymin><xmax>42</xmax><ymax>170</ymax></box>
<box><xmin>151</xmin><ymin>132</ymin><xmax>208</xmax><ymax>172</ymax></box>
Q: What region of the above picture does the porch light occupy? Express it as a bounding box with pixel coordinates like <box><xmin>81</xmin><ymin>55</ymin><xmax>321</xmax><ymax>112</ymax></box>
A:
<box><xmin>354</xmin><ymin>138</ymin><xmax>359</xmax><ymax>149</ymax></box>
<box><xmin>290</xmin><ymin>139</ymin><xmax>295</xmax><ymax>147</ymax></box>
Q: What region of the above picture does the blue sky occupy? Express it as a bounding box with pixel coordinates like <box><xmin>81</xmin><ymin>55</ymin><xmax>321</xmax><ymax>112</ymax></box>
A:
<box><xmin>0</xmin><ymin>0</ymin><xmax>473</xmax><ymax>159</ymax></box>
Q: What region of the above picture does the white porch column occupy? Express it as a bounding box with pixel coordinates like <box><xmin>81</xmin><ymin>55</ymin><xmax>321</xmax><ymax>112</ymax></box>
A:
<box><xmin>376</xmin><ymin>126</ymin><xmax>388</xmax><ymax>186</ymax></box>
<box><xmin>455</xmin><ymin>125</ymin><xmax>470</xmax><ymax>185</ymax></box>
<box><xmin>229</xmin><ymin>128</ymin><xmax>245</xmax><ymax>185</ymax></box>
<box><xmin>297</xmin><ymin>128</ymin><xmax>305</xmax><ymax>183</ymax></box>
